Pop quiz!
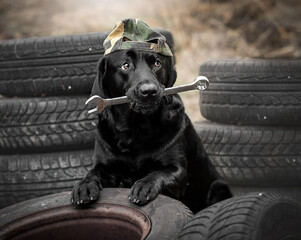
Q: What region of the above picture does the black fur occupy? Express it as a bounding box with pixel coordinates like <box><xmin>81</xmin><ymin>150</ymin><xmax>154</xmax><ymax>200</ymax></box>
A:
<box><xmin>71</xmin><ymin>49</ymin><xmax>232</xmax><ymax>213</ymax></box>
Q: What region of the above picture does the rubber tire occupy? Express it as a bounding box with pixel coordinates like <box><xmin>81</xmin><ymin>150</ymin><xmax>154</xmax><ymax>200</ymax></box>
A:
<box><xmin>0</xmin><ymin>29</ymin><xmax>174</xmax><ymax>97</ymax></box>
<box><xmin>199</xmin><ymin>59</ymin><xmax>301</xmax><ymax>125</ymax></box>
<box><xmin>0</xmin><ymin>96</ymin><xmax>96</xmax><ymax>153</ymax></box>
<box><xmin>178</xmin><ymin>192</ymin><xmax>301</xmax><ymax>240</ymax></box>
<box><xmin>0</xmin><ymin>149</ymin><xmax>94</xmax><ymax>209</ymax></box>
<box><xmin>0</xmin><ymin>188</ymin><xmax>192</xmax><ymax>240</ymax></box>
<box><xmin>193</xmin><ymin>121</ymin><xmax>301</xmax><ymax>199</ymax></box>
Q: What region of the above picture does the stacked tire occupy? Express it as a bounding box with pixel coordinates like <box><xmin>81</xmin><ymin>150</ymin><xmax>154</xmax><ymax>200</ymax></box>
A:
<box><xmin>0</xmin><ymin>30</ymin><xmax>175</xmax><ymax>209</ymax></box>
<box><xmin>0</xmin><ymin>188</ymin><xmax>193</xmax><ymax>240</ymax></box>
<box><xmin>195</xmin><ymin>59</ymin><xmax>301</xmax><ymax>200</ymax></box>
<box><xmin>178</xmin><ymin>192</ymin><xmax>301</xmax><ymax>240</ymax></box>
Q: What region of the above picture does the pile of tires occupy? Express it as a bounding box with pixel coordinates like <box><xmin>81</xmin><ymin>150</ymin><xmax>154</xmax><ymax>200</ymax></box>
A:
<box><xmin>0</xmin><ymin>29</ymin><xmax>175</xmax><ymax>209</ymax></box>
<box><xmin>195</xmin><ymin>59</ymin><xmax>301</xmax><ymax>200</ymax></box>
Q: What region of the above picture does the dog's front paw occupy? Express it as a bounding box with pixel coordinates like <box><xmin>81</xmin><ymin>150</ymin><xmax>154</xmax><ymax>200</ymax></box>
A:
<box><xmin>207</xmin><ymin>179</ymin><xmax>232</xmax><ymax>205</ymax></box>
<box><xmin>129</xmin><ymin>178</ymin><xmax>162</xmax><ymax>205</ymax></box>
<box><xmin>71</xmin><ymin>179</ymin><xmax>102</xmax><ymax>207</ymax></box>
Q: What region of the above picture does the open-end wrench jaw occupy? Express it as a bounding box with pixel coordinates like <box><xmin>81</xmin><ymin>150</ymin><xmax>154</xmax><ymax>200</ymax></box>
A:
<box><xmin>85</xmin><ymin>95</ymin><xmax>107</xmax><ymax>115</ymax></box>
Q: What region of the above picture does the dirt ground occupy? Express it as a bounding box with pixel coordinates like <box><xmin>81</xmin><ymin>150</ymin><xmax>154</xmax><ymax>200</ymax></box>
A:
<box><xmin>0</xmin><ymin>0</ymin><xmax>300</xmax><ymax>121</ymax></box>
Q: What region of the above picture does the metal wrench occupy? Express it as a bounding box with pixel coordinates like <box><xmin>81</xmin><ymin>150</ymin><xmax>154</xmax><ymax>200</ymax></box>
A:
<box><xmin>86</xmin><ymin>76</ymin><xmax>209</xmax><ymax>114</ymax></box>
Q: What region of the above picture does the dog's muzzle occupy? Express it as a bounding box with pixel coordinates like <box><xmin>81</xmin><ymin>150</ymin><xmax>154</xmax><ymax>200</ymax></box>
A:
<box><xmin>126</xmin><ymin>81</ymin><xmax>164</xmax><ymax>115</ymax></box>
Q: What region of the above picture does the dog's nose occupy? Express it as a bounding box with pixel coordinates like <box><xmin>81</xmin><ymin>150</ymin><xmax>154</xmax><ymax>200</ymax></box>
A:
<box><xmin>138</xmin><ymin>83</ymin><xmax>158</xmax><ymax>97</ymax></box>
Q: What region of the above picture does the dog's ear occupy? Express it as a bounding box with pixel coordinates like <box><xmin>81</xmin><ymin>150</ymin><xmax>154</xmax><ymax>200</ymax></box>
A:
<box><xmin>91</xmin><ymin>57</ymin><xmax>107</xmax><ymax>97</ymax></box>
<box><xmin>166</xmin><ymin>57</ymin><xmax>177</xmax><ymax>88</ymax></box>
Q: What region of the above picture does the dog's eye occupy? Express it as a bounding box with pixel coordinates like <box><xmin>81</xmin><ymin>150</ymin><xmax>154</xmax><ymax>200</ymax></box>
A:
<box><xmin>121</xmin><ymin>62</ymin><xmax>130</xmax><ymax>70</ymax></box>
<box><xmin>155</xmin><ymin>60</ymin><xmax>161</xmax><ymax>68</ymax></box>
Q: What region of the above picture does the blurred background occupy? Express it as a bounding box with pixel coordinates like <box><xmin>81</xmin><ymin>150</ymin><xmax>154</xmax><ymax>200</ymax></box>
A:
<box><xmin>0</xmin><ymin>0</ymin><xmax>300</xmax><ymax>121</ymax></box>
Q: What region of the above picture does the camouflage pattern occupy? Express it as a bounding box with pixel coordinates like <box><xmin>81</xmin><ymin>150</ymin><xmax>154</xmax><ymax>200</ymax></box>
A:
<box><xmin>104</xmin><ymin>18</ymin><xmax>173</xmax><ymax>57</ymax></box>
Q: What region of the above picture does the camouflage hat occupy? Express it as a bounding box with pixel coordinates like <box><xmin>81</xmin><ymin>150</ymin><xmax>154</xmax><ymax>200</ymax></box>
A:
<box><xmin>103</xmin><ymin>18</ymin><xmax>173</xmax><ymax>57</ymax></box>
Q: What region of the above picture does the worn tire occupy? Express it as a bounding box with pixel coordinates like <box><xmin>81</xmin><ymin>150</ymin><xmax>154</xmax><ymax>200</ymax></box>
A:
<box><xmin>0</xmin><ymin>149</ymin><xmax>94</xmax><ymax>209</ymax></box>
<box><xmin>0</xmin><ymin>96</ymin><xmax>96</xmax><ymax>153</ymax></box>
<box><xmin>194</xmin><ymin>121</ymin><xmax>301</xmax><ymax>199</ymax></box>
<box><xmin>199</xmin><ymin>59</ymin><xmax>301</xmax><ymax>125</ymax></box>
<box><xmin>0</xmin><ymin>29</ymin><xmax>174</xmax><ymax>97</ymax></box>
<box><xmin>178</xmin><ymin>192</ymin><xmax>301</xmax><ymax>240</ymax></box>
<box><xmin>0</xmin><ymin>188</ymin><xmax>192</xmax><ymax>240</ymax></box>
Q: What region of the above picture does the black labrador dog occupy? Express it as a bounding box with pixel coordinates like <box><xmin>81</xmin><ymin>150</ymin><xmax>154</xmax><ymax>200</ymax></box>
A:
<box><xmin>71</xmin><ymin>49</ymin><xmax>232</xmax><ymax>213</ymax></box>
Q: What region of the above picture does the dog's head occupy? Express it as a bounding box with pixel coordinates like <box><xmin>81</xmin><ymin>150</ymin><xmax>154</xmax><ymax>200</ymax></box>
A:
<box><xmin>91</xmin><ymin>49</ymin><xmax>176</xmax><ymax>115</ymax></box>
<box><xmin>91</xmin><ymin>18</ymin><xmax>176</xmax><ymax>115</ymax></box>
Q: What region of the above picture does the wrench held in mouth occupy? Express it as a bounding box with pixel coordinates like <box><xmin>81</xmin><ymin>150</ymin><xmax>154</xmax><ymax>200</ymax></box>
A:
<box><xmin>86</xmin><ymin>76</ymin><xmax>209</xmax><ymax>114</ymax></box>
